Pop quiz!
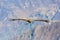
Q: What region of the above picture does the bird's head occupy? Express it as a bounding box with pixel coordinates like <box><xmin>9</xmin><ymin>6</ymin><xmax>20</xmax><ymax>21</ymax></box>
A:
<box><xmin>27</xmin><ymin>19</ymin><xmax>33</xmax><ymax>23</ymax></box>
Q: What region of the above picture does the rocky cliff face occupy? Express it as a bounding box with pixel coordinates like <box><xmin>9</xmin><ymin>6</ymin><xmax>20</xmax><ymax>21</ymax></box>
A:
<box><xmin>0</xmin><ymin>0</ymin><xmax>59</xmax><ymax>40</ymax></box>
<box><xmin>8</xmin><ymin>22</ymin><xmax>60</xmax><ymax>40</ymax></box>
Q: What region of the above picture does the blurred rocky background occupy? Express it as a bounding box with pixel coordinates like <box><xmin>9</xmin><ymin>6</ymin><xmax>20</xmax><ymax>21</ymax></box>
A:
<box><xmin>0</xmin><ymin>0</ymin><xmax>60</xmax><ymax>40</ymax></box>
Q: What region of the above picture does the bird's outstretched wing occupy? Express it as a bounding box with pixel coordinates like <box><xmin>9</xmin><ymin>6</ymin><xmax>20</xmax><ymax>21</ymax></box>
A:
<box><xmin>9</xmin><ymin>18</ymin><xmax>28</xmax><ymax>21</ymax></box>
<box><xmin>9</xmin><ymin>18</ymin><xmax>32</xmax><ymax>23</ymax></box>
<box><xmin>34</xmin><ymin>20</ymin><xmax>49</xmax><ymax>23</ymax></box>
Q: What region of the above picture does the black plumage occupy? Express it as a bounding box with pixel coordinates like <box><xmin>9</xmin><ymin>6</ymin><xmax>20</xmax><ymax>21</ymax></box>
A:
<box><xmin>9</xmin><ymin>18</ymin><xmax>49</xmax><ymax>23</ymax></box>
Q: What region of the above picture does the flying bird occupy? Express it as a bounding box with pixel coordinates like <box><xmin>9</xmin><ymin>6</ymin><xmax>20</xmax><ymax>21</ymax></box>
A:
<box><xmin>9</xmin><ymin>18</ymin><xmax>49</xmax><ymax>23</ymax></box>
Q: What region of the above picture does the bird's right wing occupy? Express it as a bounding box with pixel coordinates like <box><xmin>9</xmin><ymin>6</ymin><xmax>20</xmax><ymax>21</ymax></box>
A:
<box><xmin>9</xmin><ymin>18</ymin><xmax>28</xmax><ymax>21</ymax></box>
